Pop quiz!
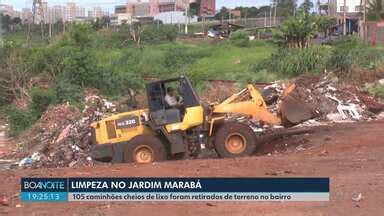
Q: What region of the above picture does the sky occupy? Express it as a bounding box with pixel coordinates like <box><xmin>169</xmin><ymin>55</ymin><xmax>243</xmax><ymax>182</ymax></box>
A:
<box><xmin>5</xmin><ymin>0</ymin><xmax>273</xmax><ymax>11</ymax></box>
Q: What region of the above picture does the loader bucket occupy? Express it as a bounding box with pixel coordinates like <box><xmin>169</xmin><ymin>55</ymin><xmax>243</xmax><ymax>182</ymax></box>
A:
<box><xmin>279</xmin><ymin>84</ymin><xmax>314</xmax><ymax>126</ymax></box>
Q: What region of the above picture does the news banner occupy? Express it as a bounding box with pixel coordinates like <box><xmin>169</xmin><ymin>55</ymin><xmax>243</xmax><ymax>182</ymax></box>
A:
<box><xmin>21</xmin><ymin>178</ymin><xmax>329</xmax><ymax>202</ymax></box>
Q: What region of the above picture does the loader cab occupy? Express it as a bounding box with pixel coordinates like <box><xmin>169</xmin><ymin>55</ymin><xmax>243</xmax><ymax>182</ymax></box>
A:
<box><xmin>146</xmin><ymin>77</ymin><xmax>202</xmax><ymax>127</ymax></box>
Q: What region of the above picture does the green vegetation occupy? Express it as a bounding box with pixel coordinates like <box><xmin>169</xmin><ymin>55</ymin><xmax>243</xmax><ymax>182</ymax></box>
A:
<box><xmin>367</xmin><ymin>84</ymin><xmax>384</xmax><ymax>99</ymax></box>
<box><xmin>30</xmin><ymin>87</ymin><xmax>57</xmax><ymax>118</ymax></box>
<box><xmin>253</xmin><ymin>36</ymin><xmax>384</xmax><ymax>78</ymax></box>
<box><xmin>4</xmin><ymin>87</ymin><xmax>57</xmax><ymax>136</ymax></box>
<box><xmin>274</xmin><ymin>10</ymin><xmax>318</xmax><ymax>48</ymax></box>
<box><xmin>2</xmin><ymin>9</ymin><xmax>384</xmax><ymax>136</ymax></box>
<box><xmin>328</xmin><ymin>36</ymin><xmax>384</xmax><ymax>74</ymax></box>
<box><xmin>189</xmin><ymin>41</ymin><xmax>277</xmax><ymax>83</ymax></box>
<box><xmin>5</xmin><ymin>106</ymin><xmax>37</xmax><ymax>136</ymax></box>
<box><xmin>367</xmin><ymin>0</ymin><xmax>384</xmax><ymax>21</ymax></box>
<box><xmin>230</xmin><ymin>31</ymin><xmax>250</xmax><ymax>47</ymax></box>
<box><xmin>274</xmin><ymin>10</ymin><xmax>336</xmax><ymax>48</ymax></box>
<box><xmin>253</xmin><ymin>45</ymin><xmax>332</xmax><ymax>77</ymax></box>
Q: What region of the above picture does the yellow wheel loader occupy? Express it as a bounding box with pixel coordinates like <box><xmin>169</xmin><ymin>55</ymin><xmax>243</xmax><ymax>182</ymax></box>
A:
<box><xmin>90</xmin><ymin>76</ymin><xmax>312</xmax><ymax>164</ymax></box>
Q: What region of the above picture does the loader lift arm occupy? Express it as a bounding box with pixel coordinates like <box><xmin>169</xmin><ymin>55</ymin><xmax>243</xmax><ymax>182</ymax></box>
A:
<box><xmin>212</xmin><ymin>84</ymin><xmax>282</xmax><ymax>125</ymax></box>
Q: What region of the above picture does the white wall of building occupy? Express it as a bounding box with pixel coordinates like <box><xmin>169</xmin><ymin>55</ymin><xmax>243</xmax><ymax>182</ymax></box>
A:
<box><xmin>154</xmin><ymin>11</ymin><xmax>197</xmax><ymax>24</ymax></box>
<box><xmin>116</xmin><ymin>13</ymin><xmax>132</xmax><ymax>25</ymax></box>
<box><xmin>336</xmin><ymin>0</ymin><xmax>363</xmax><ymax>13</ymax></box>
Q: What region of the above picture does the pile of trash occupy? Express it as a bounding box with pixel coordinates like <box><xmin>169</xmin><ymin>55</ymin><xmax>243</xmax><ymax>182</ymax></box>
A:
<box><xmin>263</xmin><ymin>74</ymin><xmax>384</xmax><ymax>125</ymax></box>
<box><xmin>18</xmin><ymin>95</ymin><xmax>116</xmax><ymax>168</ymax></box>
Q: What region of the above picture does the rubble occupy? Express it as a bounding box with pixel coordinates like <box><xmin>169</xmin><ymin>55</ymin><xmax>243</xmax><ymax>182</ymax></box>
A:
<box><xmin>326</xmin><ymin>113</ymin><xmax>343</xmax><ymax>122</ymax></box>
<box><xmin>352</xmin><ymin>193</ymin><xmax>363</xmax><ymax>202</ymax></box>
<box><xmin>0</xmin><ymin>195</ymin><xmax>9</xmax><ymax>206</ymax></box>
<box><xmin>337</xmin><ymin>104</ymin><xmax>361</xmax><ymax>120</ymax></box>
<box><xmin>18</xmin><ymin>95</ymin><xmax>116</xmax><ymax>169</ymax></box>
<box><xmin>378</xmin><ymin>112</ymin><xmax>384</xmax><ymax>119</ymax></box>
<box><xmin>263</xmin><ymin>74</ymin><xmax>384</xmax><ymax>126</ymax></box>
<box><xmin>18</xmin><ymin>152</ymin><xmax>41</xmax><ymax>167</ymax></box>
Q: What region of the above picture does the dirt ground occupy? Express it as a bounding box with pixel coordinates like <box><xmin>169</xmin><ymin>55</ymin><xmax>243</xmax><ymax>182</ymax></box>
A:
<box><xmin>0</xmin><ymin>120</ymin><xmax>384</xmax><ymax>216</ymax></box>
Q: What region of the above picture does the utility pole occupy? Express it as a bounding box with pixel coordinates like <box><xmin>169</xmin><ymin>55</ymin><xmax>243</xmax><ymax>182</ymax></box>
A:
<box><xmin>264</xmin><ymin>11</ymin><xmax>267</xmax><ymax>32</ymax></box>
<box><xmin>269</xmin><ymin>1</ymin><xmax>272</xmax><ymax>27</ymax></box>
<box><xmin>273</xmin><ymin>0</ymin><xmax>277</xmax><ymax>26</ymax></box>
<box><xmin>184</xmin><ymin>0</ymin><xmax>189</xmax><ymax>34</ymax></box>
<box><xmin>245</xmin><ymin>9</ymin><xmax>248</xmax><ymax>26</ymax></box>
<box><xmin>63</xmin><ymin>20</ymin><xmax>66</xmax><ymax>33</ymax></box>
<box><xmin>343</xmin><ymin>0</ymin><xmax>347</xmax><ymax>35</ymax></box>
<box><xmin>27</xmin><ymin>19</ymin><xmax>31</xmax><ymax>42</ymax></box>
<box><xmin>363</xmin><ymin>0</ymin><xmax>366</xmax><ymax>40</ymax></box>
<box><xmin>49</xmin><ymin>22</ymin><xmax>52</xmax><ymax>38</ymax></box>
<box><xmin>264</xmin><ymin>11</ymin><xmax>267</xmax><ymax>28</ymax></box>
<box><xmin>0</xmin><ymin>5</ymin><xmax>3</xmax><ymax>48</ymax></box>
<box><xmin>32</xmin><ymin>0</ymin><xmax>45</xmax><ymax>40</ymax></box>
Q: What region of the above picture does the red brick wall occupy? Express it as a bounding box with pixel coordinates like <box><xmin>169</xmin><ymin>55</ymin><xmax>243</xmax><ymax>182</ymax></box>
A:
<box><xmin>365</xmin><ymin>21</ymin><xmax>384</xmax><ymax>46</ymax></box>
<box><xmin>199</xmin><ymin>0</ymin><xmax>215</xmax><ymax>16</ymax></box>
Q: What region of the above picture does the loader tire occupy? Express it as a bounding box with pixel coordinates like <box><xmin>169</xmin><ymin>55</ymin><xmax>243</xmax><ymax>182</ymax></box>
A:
<box><xmin>123</xmin><ymin>135</ymin><xmax>167</xmax><ymax>164</ymax></box>
<box><xmin>214</xmin><ymin>121</ymin><xmax>257</xmax><ymax>158</ymax></box>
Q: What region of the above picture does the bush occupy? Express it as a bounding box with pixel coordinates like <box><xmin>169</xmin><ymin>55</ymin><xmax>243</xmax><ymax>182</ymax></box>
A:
<box><xmin>67</xmin><ymin>23</ymin><xmax>96</xmax><ymax>48</ymax></box>
<box><xmin>252</xmin><ymin>45</ymin><xmax>332</xmax><ymax>77</ymax></box>
<box><xmin>230</xmin><ymin>31</ymin><xmax>250</xmax><ymax>47</ymax></box>
<box><xmin>30</xmin><ymin>87</ymin><xmax>57</xmax><ymax>117</ymax></box>
<box><xmin>62</xmin><ymin>49</ymin><xmax>101</xmax><ymax>87</ymax></box>
<box><xmin>0</xmin><ymin>98</ymin><xmax>6</xmax><ymax>107</ymax></box>
<box><xmin>274</xmin><ymin>11</ymin><xmax>318</xmax><ymax>48</ymax></box>
<box><xmin>367</xmin><ymin>84</ymin><xmax>384</xmax><ymax>99</ymax></box>
<box><xmin>328</xmin><ymin>36</ymin><xmax>384</xmax><ymax>73</ymax></box>
<box><xmin>141</xmin><ymin>25</ymin><xmax>178</xmax><ymax>44</ymax></box>
<box><xmin>5</xmin><ymin>106</ymin><xmax>37</xmax><ymax>136</ymax></box>
<box><xmin>55</xmin><ymin>79</ymin><xmax>84</xmax><ymax>103</ymax></box>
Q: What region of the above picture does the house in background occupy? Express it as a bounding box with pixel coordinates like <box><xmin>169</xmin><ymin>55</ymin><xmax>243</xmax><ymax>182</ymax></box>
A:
<box><xmin>112</xmin><ymin>0</ymin><xmax>207</xmax><ymax>25</ymax></box>
<box><xmin>328</xmin><ymin>0</ymin><xmax>363</xmax><ymax>34</ymax></box>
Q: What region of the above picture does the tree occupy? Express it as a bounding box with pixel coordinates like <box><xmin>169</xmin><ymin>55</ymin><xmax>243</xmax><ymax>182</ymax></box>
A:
<box><xmin>300</xmin><ymin>0</ymin><xmax>314</xmax><ymax>15</ymax></box>
<box><xmin>233</xmin><ymin>6</ymin><xmax>259</xmax><ymax>18</ymax></box>
<box><xmin>319</xmin><ymin>4</ymin><xmax>329</xmax><ymax>15</ymax></box>
<box><xmin>214</xmin><ymin>7</ymin><xmax>230</xmax><ymax>20</ymax></box>
<box><xmin>10</xmin><ymin>17</ymin><xmax>22</xmax><ymax>32</ymax></box>
<box><xmin>100</xmin><ymin>16</ymin><xmax>111</xmax><ymax>28</ymax></box>
<box><xmin>367</xmin><ymin>0</ymin><xmax>384</xmax><ymax>21</ymax></box>
<box><xmin>92</xmin><ymin>18</ymin><xmax>102</xmax><ymax>30</ymax></box>
<box><xmin>1</xmin><ymin>14</ymin><xmax>12</xmax><ymax>32</ymax></box>
<box><xmin>12</xmin><ymin>17</ymin><xmax>22</xmax><ymax>25</ymax></box>
<box><xmin>0</xmin><ymin>50</ymin><xmax>32</xmax><ymax>103</ymax></box>
<box><xmin>68</xmin><ymin>24</ymin><xmax>95</xmax><ymax>48</ymax></box>
<box><xmin>92</xmin><ymin>16</ymin><xmax>111</xmax><ymax>30</ymax></box>
<box><xmin>54</xmin><ymin>19</ymin><xmax>65</xmax><ymax>33</ymax></box>
<box><xmin>189</xmin><ymin>2</ymin><xmax>199</xmax><ymax>17</ymax></box>
<box><xmin>129</xmin><ymin>22</ymin><xmax>146</xmax><ymax>48</ymax></box>
<box><xmin>276</xmin><ymin>10</ymin><xmax>318</xmax><ymax>48</ymax></box>
<box><xmin>277</xmin><ymin>0</ymin><xmax>297</xmax><ymax>17</ymax></box>
<box><xmin>317</xmin><ymin>15</ymin><xmax>336</xmax><ymax>38</ymax></box>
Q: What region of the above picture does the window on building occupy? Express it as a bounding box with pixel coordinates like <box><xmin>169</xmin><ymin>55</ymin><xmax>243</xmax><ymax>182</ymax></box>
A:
<box><xmin>355</xmin><ymin>6</ymin><xmax>363</xmax><ymax>12</ymax></box>
<box><xmin>340</xmin><ymin>6</ymin><xmax>349</xmax><ymax>12</ymax></box>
